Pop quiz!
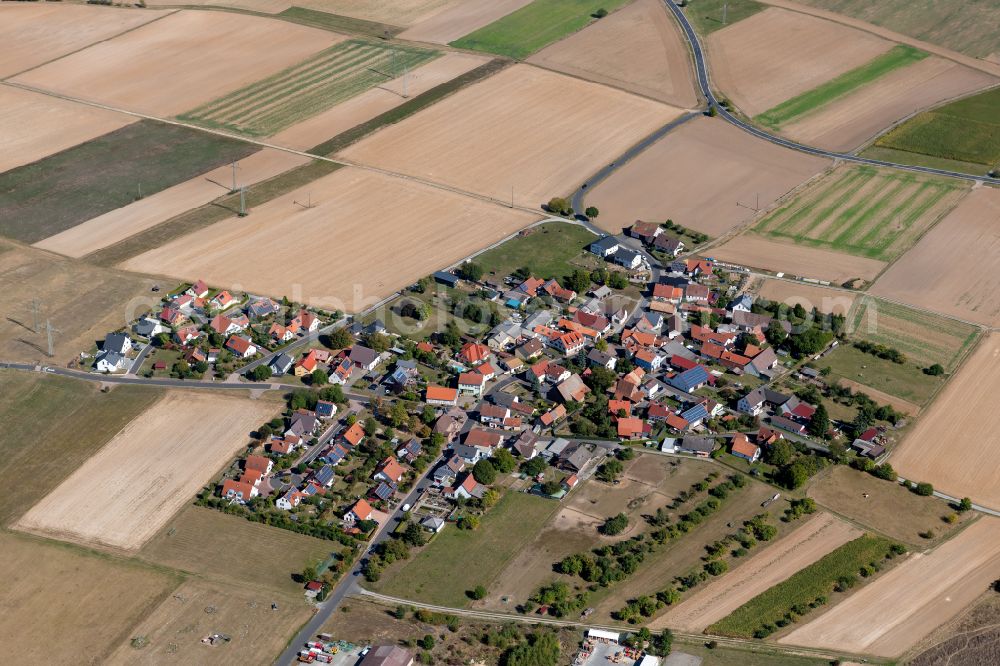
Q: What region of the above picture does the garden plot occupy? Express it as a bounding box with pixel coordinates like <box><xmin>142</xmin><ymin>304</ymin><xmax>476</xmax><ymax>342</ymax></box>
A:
<box><xmin>706</xmin><ymin>7</ymin><xmax>892</xmax><ymax>117</ymax></box>
<box><xmin>120</xmin><ymin>167</ymin><xmax>538</xmax><ymax>312</ymax></box>
<box><xmin>338</xmin><ymin>64</ymin><xmax>680</xmax><ymax>207</ymax></box>
<box><xmin>12</xmin><ymin>10</ymin><xmax>337</xmax><ymax>116</ymax></box>
<box><xmin>15</xmin><ymin>392</ymin><xmax>275</xmax><ymax>552</ymax></box>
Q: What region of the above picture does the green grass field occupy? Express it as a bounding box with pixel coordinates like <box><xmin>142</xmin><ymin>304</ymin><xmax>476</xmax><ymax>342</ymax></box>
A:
<box><xmin>685</xmin><ymin>0</ymin><xmax>765</xmax><ymax>36</ymax></box>
<box><xmin>753</xmin><ymin>165</ymin><xmax>965</xmax><ymax>261</ymax></box>
<box><xmin>859</xmin><ymin>145</ymin><xmax>990</xmax><ymax>177</ymax></box>
<box><xmin>0</xmin><ymin>120</ymin><xmax>257</xmax><ymax>244</ymax></box>
<box><xmin>821</xmin><ymin>344</ymin><xmax>945</xmax><ymax>405</ymax></box>
<box><xmin>849</xmin><ymin>296</ymin><xmax>980</xmax><ymax>371</ymax></box>
<box><xmin>873</xmin><ymin>86</ymin><xmax>1000</xmax><ymax>170</ymax></box>
<box><xmin>756</xmin><ymin>45</ymin><xmax>927</xmax><ymax>129</ymax></box>
<box><xmin>180</xmin><ymin>40</ymin><xmax>439</xmax><ymax>137</ymax></box>
<box><xmin>374</xmin><ymin>491</ymin><xmax>559</xmax><ymax>607</ymax></box>
<box><xmin>450</xmin><ymin>0</ymin><xmax>629</xmax><ymax>59</ymax></box>
<box><xmin>474</xmin><ymin>222</ymin><xmax>598</xmax><ymax>280</ymax></box>
<box><xmin>0</xmin><ymin>371</ymin><xmax>162</xmax><ymax>525</ymax></box>
<box><xmin>708</xmin><ymin>534</ymin><xmax>898</xmax><ymax>638</ymax></box>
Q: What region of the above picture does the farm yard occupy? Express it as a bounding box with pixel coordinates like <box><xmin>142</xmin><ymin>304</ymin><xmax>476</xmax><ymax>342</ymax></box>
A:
<box><xmin>450</xmin><ymin>0</ymin><xmax>630</xmax><ymax>59</ymax></box>
<box><xmin>0</xmin><ymin>372</ymin><xmax>162</xmax><ymax>526</ymax></box>
<box><xmin>870</xmin><ymin>186</ymin><xmax>1000</xmax><ymax>326</ymax></box>
<box><xmin>586</xmin><ymin>116</ymin><xmax>830</xmax><ymax>237</ymax></box>
<box><xmin>180</xmin><ymin>40</ymin><xmax>439</xmax><ymax>137</ymax></box>
<box><xmin>14</xmin><ymin>392</ymin><xmax>276</xmax><ymax>551</ymax></box>
<box><xmin>140</xmin><ymin>504</ymin><xmax>341</xmax><ymax>595</ymax></box>
<box><xmin>708</xmin><ymin>235</ymin><xmax>886</xmax><ymax>284</ymax></box>
<box><xmin>526</xmin><ymin>0</ymin><xmax>699</xmax><ymax>107</ymax></box>
<box><xmin>889</xmin><ymin>333</ymin><xmax>1000</xmax><ymax>509</ymax></box>
<box><xmin>399</xmin><ymin>0</ymin><xmax>535</xmax><ymax>44</ymax></box>
<box><xmin>807</xmin><ymin>466</ymin><xmax>973</xmax><ymax>547</ymax></box>
<box><xmin>753</xmin><ymin>279</ymin><xmax>856</xmax><ymax>317</ymax></box>
<box><xmin>105</xmin><ymin>579</ymin><xmax>314</xmax><ymax>665</ymax></box>
<box><xmin>120</xmin><ymin>167</ymin><xmax>538</xmax><ymax>312</ymax></box>
<box><xmin>0</xmin><ymin>120</ymin><xmax>258</xmax><ymax>245</ymax></box>
<box><xmin>0</xmin><ymin>531</ymin><xmax>181</xmax><ymax>663</ymax></box>
<box><xmin>0</xmin><ymin>86</ymin><xmax>135</xmax><ymax>176</ymax></box>
<box><xmin>780</xmin><ymin>518</ymin><xmax>1000</xmax><ymax>657</ymax></box>
<box><xmin>11</xmin><ymin>10</ymin><xmax>337</xmax><ymax>116</ymax></box>
<box><xmin>654</xmin><ymin>513</ymin><xmax>862</xmax><ymax>632</ymax></box>
<box><xmin>750</xmin><ymin>165</ymin><xmax>967</xmax><ymax>262</ymax></box>
<box><xmin>34</xmin><ymin>149</ymin><xmax>310</xmax><ymax>258</ymax></box>
<box><xmin>339</xmin><ymin>64</ymin><xmax>681</xmax><ymax>207</ymax></box>
<box><xmin>706</xmin><ymin>7</ymin><xmax>893</xmax><ymax>117</ymax></box>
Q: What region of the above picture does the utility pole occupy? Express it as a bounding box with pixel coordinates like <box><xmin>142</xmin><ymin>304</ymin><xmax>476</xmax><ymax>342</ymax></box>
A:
<box><xmin>238</xmin><ymin>186</ymin><xmax>248</xmax><ymax>217</ymax></box>
<box><xmin>137</xmin><ymin>182</ymin><xmax>143</xmax><ymax>201</ymax></box>
<box><xmin>722</xmin><ymin>2</ymin><xmax>728</xmax><ymax>25</ymax></box>
<box><xmin>30</xmin><ymin>299</ymin><xmax>40</xmax><ymax>333</ymax></box>
<box><xmin>402</xmin><ymin>64</ymin><xmax>409</xmax><ymax>98</ymax></box>
<box><xmin>231</xmin><ymin>161</ymin><xmax>241</xmax><ymax>193</ymax></box>
<box><xmin>45</xmin><ymin>319</ymin><xmax>60</xmax><ymax>358</ymax></box>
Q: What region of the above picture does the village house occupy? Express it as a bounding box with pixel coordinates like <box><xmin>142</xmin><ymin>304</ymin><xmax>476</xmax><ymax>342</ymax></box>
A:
<box><xmin>457</xmin><ymin>371</ymin><xmax>486</xmax><ymax>396</ymax></box>
<box><xmin>343</xmin><ymin>498</ymin><xmax>374</xmax><ymax>525</ymax></box>
<box><xmin>425</xmin><ymin>385</ymin><xmax>458</xmax><ymax>406</ymax></box>
<box><xmin>589</xmin><ymin>236</ymin><xmax>620</xmax><ymax>258</ymax></box>
<box><xmin>373</xmin><ymin>456</ymin><xmax>406</xmax><ymax>484</ymax></box>
<box><xmin>349</xmin><ymin>345</ymin><xmax>381</xmax><ymax>373</ymax></box>
<box><xmin>730</xmin><ymin>433</ymin><xmax>761</xmax><ymax>463</ymax></box>
<box><xmin>396</xmin><ymin>438</ymin><xmax>422</xmax><ymax>463</ymax></box>
<box><xmin>432</xmin><ymin>455</ymin><xmax>465</xmax><ymax>487</ymax></box>
<box><xmin>446</xmin><ymin>473</ymin><xmax>484</xmax><ymax>500</ymax></box>
<box><xmin>225</xmin><ymin>335</ymin><xmax>257</xmax><ymax>359</ymax></box>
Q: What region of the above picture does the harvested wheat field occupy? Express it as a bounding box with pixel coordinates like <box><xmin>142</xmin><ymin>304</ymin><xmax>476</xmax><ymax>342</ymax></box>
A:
<box><xmin>586</xmin><ymin>116</ymin><xmax>829</xmax><ymax>236</ymax></box>
<box><xmin>837</xmin><ymin>380</ymin><xmax>920</xmax><ymax>416</ymax></box>
<box><xmin>296</xmin><ymin>0</ymin><xmax>460</xmax><ymax>26</ymax></box>
<box><xmin>781</xmin><ymin>57</ymin><xmax>998</xmax><ymax>151</ymax></box>
<box><xmin>0</xmin><ymin>3</ymin><xmax>165</xmax><ymax>78</ymax></box>
<box><xmin>0</xmin><ymin>531</ymin><xmax>180</xmax><ymax>662</ymax></box>
<box><xmin>122</xmin><ymin>167</ymin><xmax>538</xmax><ymax>311</ymax></box>
<box><xmin>12</xmin><ymin>10</ymin><xmax>338</xmax><ymax>116</ymax></box>
<box><xmin>270</xmin><ymin>52</ymin><xmax>489</xmax><ymax>151</ymax></box>
<box><xmin>781</xmin><ymin>518</ymin><xmax>1000</xmax><ymax>657</ymax></box>
<box><xmin>0</xmin><ymin>242</ymin><xmax>159</xmax><ymax>363</ymax></box>
<box><xmin>15</xmin><ymin>392</ymin><xmax>276</xmax><ymax>551</ymax></box>
<box><xmin>106</xmin><ymin>579</ymin><xmax>313</xmax><ymax>665</ymax></box>
<box><xmin>871</xmin><ymin>186</ymin><xmax>1000</xmax><ymax>326</ymax></box>
<box><xmin>710</xmin><ymin>235</ymin><xmax>886</xmax><ymax>284</ymax></box>
<box><xmin>755</xmin><ymin>278</ymin><xmax>856</xmax><ymax>316</ymax></box>
<box><xmin>707</xmin><ymin>7</ymin><xmax>892</xmax><ymax>117</ymax></box>
<box><xmin>655</xmin><ymin>513</ymin><xmax>861</xmax><ymax>632</ymax></box>
<box><xmin>34</xmin><ymin>149</ymin><xmax>309</xmax><ymax>258</ymax></box>
<box><xmin>0</xmin><ymin>85</ymin><xmax>136</xmax><ymax>175</ymax></box>
<box><xmin>888</xmin><ymin>334</ymin><xmax>1000</xmax><ymax>509</ymax></box>
<box><xmin>527</xmin><ymin>0</ymin><xmax>698</xmax><ymax>107</ymax></box>
<box><xmin>339</xmin><ymin>64</ymin><xmax>681</xmax><ymax>207</ymax></box>
<box><xmin>399</xmin><ymin>0</ymin><xmax>534</xmax><ymax>44</ymax></box>
<box><xmin>145</xmin><ymin>0</ymin><xmax>289</xmax><ymax>12</ymax></box>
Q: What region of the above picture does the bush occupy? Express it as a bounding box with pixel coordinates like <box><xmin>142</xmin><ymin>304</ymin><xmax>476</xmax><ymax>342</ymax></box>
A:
<box><xmin>600</xmin><ymin>513</ymin><xmax>629</xmax><ymax>536</ymax></box>
<box><xmin>914</xmin><ymin>481</ymin><xmax>934</xmax><ymax>496</ymax></box>
<box><xmin>473</xmin><ymin>459</ymin><xmax>497</xmax><ymax>485</ymax></box>
<box><xmin>546</xmin><ymin>197</ymin><xmax>573</xmax><ymax>216</ymax></box>
<box><xmin>705</xmin><ymin>560</ymin><xmax>728</xmax><ymax>576</ymax></box>
<box><xmin>924</xmin><ymin>363</ymin><xmax>944</xmax><ymax>376</ymax></box>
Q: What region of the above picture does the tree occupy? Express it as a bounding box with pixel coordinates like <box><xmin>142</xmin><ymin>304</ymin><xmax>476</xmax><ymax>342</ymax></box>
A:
<box><xmin>365</xmin><ymin>332</ymin><xmax>391</xmax><ymax>353</ymax></box>
<box><xmin>596</xmin><ymin>458</ymin><xmax>623</xmax><ymax>483</ymax></box>
<box><xmin>482</xmin><ymin>488</ymin><xmax>502</xmax><ymax>507</ymax></box>
<box><xmin>311</xmin><ymin>368</ymin><xmax>328</xmax><ymax>386</ymax></box>
<box><xmin>250</xmin><ymin>365</ymin><xmax>272</xmax><ymax>382</ymax></box>
<box><xmin>807</xmin><ymin>403</ymin><xmax>830</xmax><ymax>438</ymax></box>
<box><xmin>473</xmin><ymin>459</ymin><xmax>497</xmax><ymax>485</ymax></box>
<box><xmin>503</xmin><ymin>632</ymin><xmax>560</xmax><ymax>666</ymax></box>
<box><xmin>541</xmin><ymin>479</ymin><xmax>563</xmax><ymax>496</ymax></box>
<box><xmin>915</xmin><ymin>481</ymin><xmax>934</xmax><ymax>496</ymax></box>
<box><xmin>959</xmin><ymin>497</ymin><xmax>973</xmax><ymax>512</ymax></box>
<box><xmin>389</xmin><ymin>401</ymin><xmax>409</xmax><ymax>428</ymax></box>
<box><xmin>707</xmin><ymin>105</ymin><xmax>718</xmax><ymax>117</ymax></box>
<box><xmin>469</xmin><ymin>585</ymin><xmax>487</xmax><ymax>600</ymax></box>
<box><xmin>600</xmin><ymin>512</ymin><xmax>629</xmax><ymax>536</ymax></box>
<box><xmin>492</xmin><ymin>448</ymin><xmax>517</xmax><ymax>473</ymax></box>
<box><xmin>764</xmin><ymin>439</ymin><xmax>795</xmax><ymax>466</ymax></box>
<box><xmin>872</xmin><ymin>462</ymin><xmax>897</xmax><ymax>482</ymax></box>
<box><xmin>607</xmin><ymin>272</ymin><xmax>629</xmax><ymax>289</ymax></box>
<box><xmin>458</xmin><ymin>261</ymin><xmax>484</xmax><ymax>282</ymax></box>
<box><xmin>585</xmin><ymin>206</ymin><xmax>600</xmax><ymax>218</ymax></box>
<box><xmin>458</xmin><ymin>515</ymin><xmax>480</xmax><ymax>530</ymax></box>
<box><xmin>521</xmin><ymin>456</ymin><xmax>547</xmax><ymax>477</ymax></box>
<box><xmin>925</xmin><ymin>363</ymin><xmax>944</xmax><ymax>376</ymax></box>
<box><xmin>565</xmin><ymin>269</ymin><xmax>591</xmax><ymax>294</ymax></box>
<box><xmin>546</xmin><ymin>197</ymin><xmax>573</xmax><ymax>216</ymax></box>
<box><xmin>363</xmin><ymin>416</ymin><xmax>379</xmax><ymax>437</ymax></box>
<box><xmin>419</xmin><ymin>635</ymin><xmax>435</xmax><ymax>650</ymax></box>
<box><xmin>326</xmin><ymin>327</ymin><xmax>353</xmax><ymax>350</ymax></box>
<box><xmin>592</xmin><ymin>8</ymin><xmax>608</xmax><ymax>18</ymax></box>
<box><xmin>584</xmin><ymin>366</ymin><xmax>617</xmax><ymax>393</ymax></box>
<box><xmin>705</xmin><ymin>560</ymin><xmax>728</xmax><ymax>576</ymax></box>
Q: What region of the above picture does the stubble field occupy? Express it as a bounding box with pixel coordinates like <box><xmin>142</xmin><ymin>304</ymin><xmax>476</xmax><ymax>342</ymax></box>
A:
<box><xmin>121</xmin><ymin>167</ymin><xmax>538</xmax><ymax>312</ymax></box>
<box><xmin>706</xmin><ymin>7</ymin><xmax>892</xmax><ymax>117</ymax></box>
<box><xmin>780</xmin><ymin>518</ymin><xmax>1000</xmax><ymax>657</ymax></box>
<box><xmin>870</xmin><ymin>186</ymin><xmax>1000</xmax><ymax>326</ymax></box>
<box><xmin>294</xmin><ymin>0</ymin><xmax>461</xmax><ymax>26</ymax></box>
<box><xmin>587</xmin><ymin>116</ymin><xmax>830</xmax><ymax>236</ymax></box>
<box><xmin>708</xmin><ymin>235</ymin><xmax>886</xmax><ymax>284</ymax></box>
<box><xmin>12</xmin><ymin>10</ymin><xmax>337</xmax><ymax>116</ymax></box>
<box><xmin>527</xmin><ymin>0</ymin><xmax>699</xmax><ymax>107</ymax></box>
<box><xmin>339</xmin><ymin>64</ymin><xmax>681</xmax><ymax>207</ymax></box>
<box><xmin>15</xmin><ymin>392</ymin><xmax>276</xmax><ymax>551</ymax></box>
<box><xmin>398</xmin><ymin>0</ymin><xmax>534</xmax><ymax>44</ymax></box>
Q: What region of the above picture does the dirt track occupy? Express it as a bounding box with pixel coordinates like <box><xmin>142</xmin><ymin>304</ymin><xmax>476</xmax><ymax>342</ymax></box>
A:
<box><xmin>0</xmin><ymin>85</ymin><xmax>136</xmax><ymax>175</ymax></box>
<box><xmin>339</xmin><ymin>64</ymin><xmax>681</xmax><ymax>208</ymax></box>
<box><xmin>527</xmin><ymin>0</ymin><xmax>699</xmax><ymax>108</ymax></box>
<box><xmin>710</xmin><ymin>234</ymin><xmax>886</xmax><ymax>283</ymax></box>
<box><xmin>587</xmin><ymin>116</ymin><xmax>829</xmax><ymax>236</ymax></box>
<box><xmin>654</xmin><ymin>513</ymin><xmax>861</xmax><ymax>632</ymax></box>
<box><xmin>14</xmin><ymin>392</ymin><xmax>275</xmax><ymax>552</ymax></box>
<box><xmin>780</xmin><ymin>518</ymin><xmax>1000</xmax><ymax>657</ymax></box>
<box><xmin>121</xmin><ymin>167</ymin><xmax>538</xmax><ymax>312</ymax></box>
<box><xmin>399</xmin><ymin>0</ymin><xmax>534</xmax><ymax>44</ymax></box>
<box><xmin>13</xmin><ymin>10</ymin><xmax>338</xmax><ymax>116</ymax></box>
<box><xmin>707</xmin><ymin>7</ymin><xmax>892</xmax><ymax>117</ymax></box>
<box><xmin>34</xmin><ymin>149</ymin><xmax>309</xmax><ymax>258</ymax></box>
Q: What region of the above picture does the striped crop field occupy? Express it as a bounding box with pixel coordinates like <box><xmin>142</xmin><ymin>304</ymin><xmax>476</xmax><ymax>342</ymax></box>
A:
<box><xmin>752</xmin><ymin>165</ymin><xmax>966</xmax><ymax>261</ymax></box>
<box><xmin>179</xmin><ymin>40</ymin><xmax>438</xmax><ymax>137</ymax></box>
<box><xmin>848</xmin><ymin>296</ymin><xmax>980</xmax><ymax>371</ymax></box>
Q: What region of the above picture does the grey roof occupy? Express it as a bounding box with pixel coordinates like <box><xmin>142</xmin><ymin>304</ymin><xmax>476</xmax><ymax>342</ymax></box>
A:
<box><xmin>560</xmin><ymin>443</ymin><xmax>597</xmax><ymax>471</ymax></box>
<box><xmin>421</xmin><ymin>516</ymin><xmax>445</xmax><ymax>530</ymax></box>
<box><xmin>133</xmin><ymin>318</ymin><xmax>160</xmax><ymax>337</ymax></box>
<box><xmin>587</xmin><ymin>348</ymin><xmax>616</xmax><ymax>366</ymax></box>
<box><xmin>103</xmin><ymin>332</ymin><xmax>131</xmax><ymax>354</ymax></box>
<box><xmin>590</xmin><ymin>236</ymin><xmax>620</xmax><ymax>253</ymax></box>
<box><xmin>680</xmin><ymin>436</ymin><xmax>715</xmax><ymax>453</ymax></box>
<box><xmin>350</xmin><ymin>345</ymin><xmax>380</xmax><ymax>367</ymax></box>
<box><xmin>614</xmin><ymin>247</ymin><xmax>642</xmax><ymax>263</ymax></box>
<box><xmin>95</xmin><ymin>350</ymin><xmax>125</xmax><ymax>368</ymax></box>
<box><xmin>361</xmin><ymin>644</ymin><xmax>414</xmax><ymax>666</ymax></box>
<box><xmin>269</xmin><ymin>352</ymin><xmax>294</xmax><ymax>373</ymax></box>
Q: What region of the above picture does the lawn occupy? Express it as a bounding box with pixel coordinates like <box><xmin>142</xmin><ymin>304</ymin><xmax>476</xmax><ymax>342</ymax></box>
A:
<box><xmin>450</xmin><ymin>0</ymin><xmax>630</xmax><ymax>59</ymax></box>
<box><xmin>0</xmin><ymin>120</ymin><xmax>257</xmax><ymax>244</ymax></box>
<box><xmin>180</xmin><ymin>40</ymin><xmax>439</xmax><ymax>137</ymax></box>
<box><xmin>277</xmin><ymin>6</ymin><xmax>404</xmax><ymax>38</ymax></box>
<box><xmin>873</xmin><ymin>86</ymin><xmax>1000</xmax><ymax>170</ymax></box>
<box><xmin>139</xmin><ymin>504</ymin><xmax>341</xmax><ymax>594</ymax></box>
<box><xmin>752</xmin><ymin>165</ymin><xmax>965</xmax><ymax>261</ymax></box>
<box><xmin>0</xmin><ymin>371</ymin><xmax>162</xmax><ymax>525</ymax></box>
<box><xmin>374</xmin><ymin>491</ymin><xmax>559</xmax><ymax>606</ymax></box>
<box><xmin>474</xmin><ymin>221</ymin><xmax>598</xmax><ymax>281</ymax></box>
<box><xmin>820</xmin><ymin>344</ymin><xmax>946</xmax><ymax>405</ymax></box>
<box><xmin>707</xmin><ymin>533</ymin><xmax>898</xmax><ymax>638</ymax></box>
<box><xmin>685</xmin><ymin>0</ymin><xmax>765</xmax><ymax>36</ymax></box>
<box><xmin>848</xmin><ymin>296</ymin><xmax>980</xmax><ymax>371</ymax></box>
<box><xmin>756</xmin><ymin>45</ymin><xmax>928</xmax><ymax>129</ymax></box>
